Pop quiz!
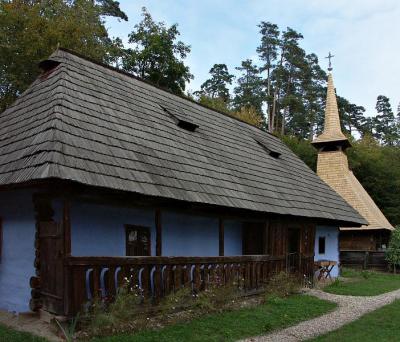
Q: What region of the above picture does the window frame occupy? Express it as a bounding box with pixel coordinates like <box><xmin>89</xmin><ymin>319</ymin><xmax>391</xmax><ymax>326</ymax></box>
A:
<box><xmin>125</xmin><ymin>225</ymin><xmax>151</xmax><ymax>256</ymax></box>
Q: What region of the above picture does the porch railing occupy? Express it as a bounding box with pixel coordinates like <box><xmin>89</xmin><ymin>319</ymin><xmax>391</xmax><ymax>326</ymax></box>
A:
<box><xmin>64</xmin><ymin>254</ymin><xmax>314</xmax><ymax>315</ymax></box>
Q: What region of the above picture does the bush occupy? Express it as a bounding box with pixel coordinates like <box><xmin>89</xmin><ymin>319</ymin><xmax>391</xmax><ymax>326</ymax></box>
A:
<box><xmin>386</xmin><ymin>227</ymin><xmax>400</xmax><ymax>273</ymax></box>
<box><xmin>82</xmin><ymin>276</ymin><xmax>243</xmax><ymax>338</ymax></box>
<box><xmin>264</xmin><ymin>272</ymin><xmax>302</xmax><ymax>301</ymax></box>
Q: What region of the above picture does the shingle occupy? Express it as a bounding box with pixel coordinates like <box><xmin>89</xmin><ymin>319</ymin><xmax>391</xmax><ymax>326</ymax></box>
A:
<box><xmin>0</xmin><ymin>48</ymin><xmax>367</xmax><ymax>225</ymax></box>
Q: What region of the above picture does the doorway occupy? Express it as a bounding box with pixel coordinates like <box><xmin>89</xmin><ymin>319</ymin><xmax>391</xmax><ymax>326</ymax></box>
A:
<box><xmin>242</xmin><ymin>222</ymin><xmax>266</xmax><ymax>255</ymax></box>
<box><xmin>287</xmin><ymin>228</ymin><xmax>300</xmax><ymax>272</ymax></box>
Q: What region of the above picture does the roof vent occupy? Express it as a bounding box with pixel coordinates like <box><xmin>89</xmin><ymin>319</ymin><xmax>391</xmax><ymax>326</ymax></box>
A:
<box><xmin>161</xmin><ymin>104</ymin><xmax>199</xmax><ymax>132</ymax></box>
<box><xmin>254</xmin><ymin>139</ymin><xmax>281</xmax><ymax>158</ymax></box>
<box><xmin>38</xmin><ymin>60</ymin><xmax>61</xmax><ymax>79</ymax></box>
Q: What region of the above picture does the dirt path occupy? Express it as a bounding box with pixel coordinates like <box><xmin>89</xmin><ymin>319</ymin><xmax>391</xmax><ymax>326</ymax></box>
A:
<box><xmin>0</xmin><ymin>311</ymin><xmax>62</xmax><ymax>341</ymax></box>
<box><xmin>241</xmin><ymin>288</ymin><xmax>400</xmax><ymax>342</ymax></box>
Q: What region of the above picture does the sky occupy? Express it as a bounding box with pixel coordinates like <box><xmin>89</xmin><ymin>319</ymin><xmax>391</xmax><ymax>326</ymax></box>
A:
<box><xmin>105</xmin><ymin>0</ymin><xmax>400</xmax><ymax>116</ymax></box>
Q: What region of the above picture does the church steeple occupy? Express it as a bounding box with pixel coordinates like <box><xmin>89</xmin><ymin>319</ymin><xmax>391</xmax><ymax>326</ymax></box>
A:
<box><xmin>312</xmin><ymin>58</ymin><xmax>393</xmax><ymax>232</ymax></box>
<box><xmin>312</xmin><ymin>68</ymin><xmax>351</xmax><ymax>150</ymax></box>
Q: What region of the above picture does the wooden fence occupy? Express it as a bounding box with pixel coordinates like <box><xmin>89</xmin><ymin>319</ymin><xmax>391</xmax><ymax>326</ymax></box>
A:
<box><xmin>64</xmin><ymin>254</ymin><xmax>314</xmax><ymax>315</ymax></box>
<box><xmin>340</xmin><ymin>251</ymin><xmax>388</xmax><ymax>271</ymax></box>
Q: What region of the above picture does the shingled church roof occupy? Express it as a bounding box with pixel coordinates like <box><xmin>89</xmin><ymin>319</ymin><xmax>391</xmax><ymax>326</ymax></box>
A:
<box><xmin>312</xmin><ymin>72</ymin><xmax>393</xmax><ymax>231</ymax></box>
<box><xmin>0</xmin><ymin>49</ymin><xmax>366</xmax><ymax>226</ymax></box>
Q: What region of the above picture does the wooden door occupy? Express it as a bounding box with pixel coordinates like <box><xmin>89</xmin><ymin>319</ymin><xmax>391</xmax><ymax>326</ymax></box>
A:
<box><xmin>242</xmin><ymin>222</ymin><xmax>266</xmax><ymax>255</ymax></box>
<box><xmin>287</xmin><ymin>228</ymin><xmax>301</xmax><ymax>272</ymax></box>
<box><xmin>125</xmin><ymin>225</ymin><xmax>151</xmax><ymax>256</ymax></box>
<box><xmin>39</xmin><ymin>221</ymin><xmax>65</xmax><ymax>314</ymax></box>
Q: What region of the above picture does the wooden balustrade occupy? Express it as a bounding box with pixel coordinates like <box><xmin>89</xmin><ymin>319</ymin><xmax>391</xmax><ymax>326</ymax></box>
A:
<box><xmin>64</xmin><ymin>254</ymin><xmax>314</xmax><ymax>315</ymax></box>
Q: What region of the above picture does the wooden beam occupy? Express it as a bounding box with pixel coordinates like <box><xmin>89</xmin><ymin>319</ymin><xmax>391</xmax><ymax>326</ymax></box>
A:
<box><xmin>263</xmin><ymin>220</ymin><xmax>269</xmax><ymax>255</ymax></box>
<box><xmin>155</xmin><ymin>209</ymin><xmax>162</xmax><ymax>256</ymax></box>
<box><xmin>219</xmin><ymin>218</ymin><xmax>224</xmax><ymax>256</ymax></box>
<box><xmin>63</xmin><ymin>200</ymin><xmax>71</xmax><ymax>256</ymax></box>
<box><xmin>0</xmin><ymin>217</ymin><xmax>2</xmax><ymax>263</ymax></box>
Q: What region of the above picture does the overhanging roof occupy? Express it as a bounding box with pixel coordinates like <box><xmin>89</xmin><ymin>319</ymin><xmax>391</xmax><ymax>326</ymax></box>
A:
<box><xmin>0</xmin><ymin>49</ymin><xmax>367</xmax><ymax>226</ymax></box>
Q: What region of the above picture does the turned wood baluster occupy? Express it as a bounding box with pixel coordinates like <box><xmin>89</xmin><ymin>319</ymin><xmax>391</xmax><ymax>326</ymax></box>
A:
<box><xmin>92</xmin><ymin>266</ymin><xmax>101</xmax><ymax>299</ymax></box>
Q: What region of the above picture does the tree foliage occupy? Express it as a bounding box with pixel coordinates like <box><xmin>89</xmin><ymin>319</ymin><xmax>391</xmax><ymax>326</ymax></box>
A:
<box><xmin>196</xmin><ymin>64</ymin><xmax>234</xmax><ymax>102</ymax></box>
<box><xmin>386</xmin><ymin>227</ymin><xmax>400</xmax><ymax>272</ymax></box>
<box><xmin>0</xmin><ymin>0</ymin><xmax>126</xmax><ymax>111</ymax></box>
<box><xmin>2</xmin><ymin>5</ymin><xmax>400</xmax><ymax>228</ymax></box>
<box><xmin>122</xmin><ymin>7</ymin><xmax>193</xmax><ymax>95</ymax></box>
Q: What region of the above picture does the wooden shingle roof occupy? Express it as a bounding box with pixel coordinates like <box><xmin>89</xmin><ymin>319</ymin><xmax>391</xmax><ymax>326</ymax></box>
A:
<box><xmin>0</xmin><ymin>49</ymin><xmax>367</xmax><ymax>225</ymax></box>
<box><xmin>314</xmin><ymin>72</ymin><xmax>393</xmax><ymax>231</ymax></box>
<box><xmin>312</xmin><ymin>73</ymin><xmax>350</xmax><ymax>147</ymax></box>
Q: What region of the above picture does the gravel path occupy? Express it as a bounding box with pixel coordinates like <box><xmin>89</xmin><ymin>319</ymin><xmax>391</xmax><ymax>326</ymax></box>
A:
<box><xmin>241</xmin><ymin>288</ymin><xmax>400</xmax><ymax>342</ymax></box>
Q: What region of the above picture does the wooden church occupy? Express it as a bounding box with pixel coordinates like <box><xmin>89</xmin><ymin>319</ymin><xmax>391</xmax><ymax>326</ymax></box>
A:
<box><xmin>312</xmin><ymin>70</ymin><xmax>394</xmax><ymax>253</ymax></box>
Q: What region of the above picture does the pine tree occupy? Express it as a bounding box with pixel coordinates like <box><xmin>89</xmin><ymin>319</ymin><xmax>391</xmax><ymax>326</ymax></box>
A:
<box><xmin>374</xmin><ymin>95</ymin><xmax>398</xmax><ymax>145</ymax></box>
<box><xmin>195</xmin><ymin>64</ymin><xmax>234</xmax><ymax>102</ymax></box>
<box><xmin>257</xmin><ymin>22</ymin><xmax>280</xmax><ymax>131</ymax></box>
<box><xmin>271</xmin><ymin>27</ymin><xmax>305</xmax><ymax>135</ymax></box>
<box><xmin>232</xmin><ymin>59</ymin><xmax>265</xmax><ymax>115</ymax></box>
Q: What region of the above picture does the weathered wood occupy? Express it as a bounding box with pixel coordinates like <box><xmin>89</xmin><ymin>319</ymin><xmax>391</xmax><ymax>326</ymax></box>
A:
<box><xmin>340</xmin><ymin>250</ymin><xmax>388</xmax><ymax>270</ymax></box>
<box><xmin>0</xmin><ymin>217</ymin><xmax>3</xmax><ymax>263</ymax></box>
<box><xmin>30</xmin><ymin>276</ymin><xmax>41</xmax><ymax>289</ymax></box>
<box><xmin>155</xmin><ymin>209</ymin><xmax>162</xmax><ymax>256</ymax></box>
<box><xmin>34</xmin><ymin>195</ymin><xmax>65</xmax><ymax>315</ymax></box>
<box><xmin>65</xmin><ymin>251</ymin><xmax>315</xmax><ymax>316</ymax></box>
<box><xmin>219</xmin><ymin>219</ymin><xmax>224</xmax><ymax>256</ymax></box>
<box><xmin>63</xmin><ymin>201</ymin><xmax>71</xmax><ymax>256</ymax></box>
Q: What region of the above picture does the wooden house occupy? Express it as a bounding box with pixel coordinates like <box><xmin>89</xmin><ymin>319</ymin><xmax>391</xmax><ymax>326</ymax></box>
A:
<box><xmin>0</xmin><ymin>49</ymin><xmax>365</xmax><ymax>316</ymax></box>
<box><xmin>312</xmin><ymin>71</ymin><xmax>394</xmax><ymax>256</ymax></box>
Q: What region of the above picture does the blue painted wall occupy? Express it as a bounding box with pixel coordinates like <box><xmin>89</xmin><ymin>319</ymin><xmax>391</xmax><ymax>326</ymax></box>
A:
<box><xmin>314</xmin><ymin>226</ymin><xmax>340</xmax><ymax>277</ymax></box>
<box><xmin>69</xmin><ymin>202</ymin><xmax>156</xmax><ymax>256</ymax></box>
<box><xmin>69</xmin><ymin>201</ymin><xmax>243</xmax><ymax>257</ymax></box>
<box><xmin>0</xmin><ymin>190</ymin><xmax>36</xmax><ymax>313</ymax></box>
<box><xmin>224</xmin><ymin>220</ymin><xmax>242</xmax><ymax>256</ymax></box>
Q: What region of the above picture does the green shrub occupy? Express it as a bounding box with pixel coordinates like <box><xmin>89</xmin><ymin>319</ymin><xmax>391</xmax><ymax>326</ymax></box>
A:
<box><xmin>82</xmin><ymin>276</ymin><xmax>243</xmax><ymax>338</ymax></box>
<box><xmin>264</xmin><ymin>272</ymin><xmax>302</xmax><ymax>301</ymax></box>
<box><xmin>386</xmin><ymin>227</ymin><xmax>400</xmax><ymax>273</ymax></box>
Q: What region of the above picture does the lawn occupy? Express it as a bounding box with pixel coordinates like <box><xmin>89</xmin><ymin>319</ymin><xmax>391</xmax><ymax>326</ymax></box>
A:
<box><xmin>0</xmin><ymin>324</ymin><xmax>46</xmax><ymax>342</ymax></box>
<box><xmin>311</xmin><ymin>299</ymin><xmax>400</xmax><ymax>342</ymax></box>
<box><xmin>90</xmin><ymin>295</ymin><xmax>336</xmax><ymax>342</ymax></box>
<box><xmin>323</xmin><ymin>268</ymin><xmax>400</xmax><ymax>296</ymax></box>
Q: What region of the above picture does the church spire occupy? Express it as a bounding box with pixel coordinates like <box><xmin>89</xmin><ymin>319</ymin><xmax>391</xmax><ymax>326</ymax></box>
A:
<box><xmin>312</xmin><ymin>70</ymin><xmax>350</xmax><ymax>149</ymax></box>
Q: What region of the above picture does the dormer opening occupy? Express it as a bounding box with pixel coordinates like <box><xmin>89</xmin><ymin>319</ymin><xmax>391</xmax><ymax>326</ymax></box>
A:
<box><xmin>254</xmin><ymin>139</ymin><xmax>281</xmax><ymax>159</ymax></box>
<box><xmin>38</xmin><ymin>60</ymin><xmax>61</xmax><ymax>80</ymax></box>
<box><xmin>160</xmin><ymin>104</ymin><xmax>199</xmax><ymax>132</ymax></box>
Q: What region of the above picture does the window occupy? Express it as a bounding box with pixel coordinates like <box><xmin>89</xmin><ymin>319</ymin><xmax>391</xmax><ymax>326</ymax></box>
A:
<box><xmin>125</xmin><ymin>225</ymin><xmax>151</xmax><ymax>256</ymax></box>
<box><xmin>318</xmin><ymin>236</ymin><xmax>326</xmax><ymax>254</ymax></box>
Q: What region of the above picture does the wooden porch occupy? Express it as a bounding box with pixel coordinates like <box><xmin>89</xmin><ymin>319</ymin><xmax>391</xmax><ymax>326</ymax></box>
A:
<box><xmin>30</xmin><ymin>193</ymin><xmax>317</xmax><ymax>317</ymax></box>
<box><xmin>63</xmin><ymin>254</ymin><xmax>314</xmax><ymax>316</ymax></box>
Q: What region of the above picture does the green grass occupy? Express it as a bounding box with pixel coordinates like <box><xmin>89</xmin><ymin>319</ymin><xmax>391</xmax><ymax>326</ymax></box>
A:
<box><xmin>90</xmin><ymin>295</ymin><xmax>336</xmax><ymax>342</ymax></box>
<box><xmin>0</xmin><ymin>324</ymin><xmax>47</xmax><ymax>341</ymax></box>
<box><xmin>311</xmin><ymin>299</ymin><xmax>400</xmax><ymax>342</ymax></box>
<box><xmin>324</xmin><ymin>268</ymin><xmax>400</xmax><ymax>296</ymax></box>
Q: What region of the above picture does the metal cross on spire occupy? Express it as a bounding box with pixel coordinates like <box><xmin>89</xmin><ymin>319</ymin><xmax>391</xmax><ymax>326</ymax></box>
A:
<box><xmin>325</xmin><ymin>52</ymin><xmax>335</xmax><ymax>71</ymax></box>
